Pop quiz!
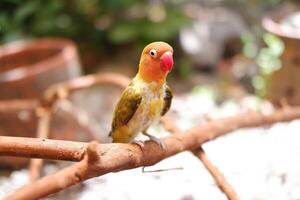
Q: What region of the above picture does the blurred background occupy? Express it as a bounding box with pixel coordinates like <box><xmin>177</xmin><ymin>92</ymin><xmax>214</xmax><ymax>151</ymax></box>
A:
<box><xmin>1</xmin><ymin>0</ymin><xmax>300</xmax><ymax>98</ymax></box>
<box><xmin>1</xmin><ymin>0</ymin><xmax>300</xmax><ymax>199</ymax></box>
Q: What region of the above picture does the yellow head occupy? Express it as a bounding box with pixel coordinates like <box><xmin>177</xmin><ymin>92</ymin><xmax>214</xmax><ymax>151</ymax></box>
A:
<box><xmin>138</xmin><ymin>41</ymin><xmax>174</xmax><ymax>84</ymax></box>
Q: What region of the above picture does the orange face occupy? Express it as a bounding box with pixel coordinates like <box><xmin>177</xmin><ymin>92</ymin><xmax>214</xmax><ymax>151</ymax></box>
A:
<box><xmin>138</xmin><ymin>41</ymin><xmax>174</xmax><ymax>83</ymax></box>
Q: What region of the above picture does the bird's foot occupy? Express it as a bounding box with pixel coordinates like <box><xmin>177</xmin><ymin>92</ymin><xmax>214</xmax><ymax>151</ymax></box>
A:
<box><xmin>132</xmin><ymin>140</ymin><xmax>145</xmax><ymax>151</ymax></box>
<box><xmin>143</xmin><ymin>132</ymin><xmax>166</xmax><ymax>151</ymax></box>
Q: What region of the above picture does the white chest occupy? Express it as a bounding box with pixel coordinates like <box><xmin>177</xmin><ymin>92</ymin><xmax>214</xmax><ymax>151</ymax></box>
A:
<box><xmin>128</xmin><ymin>81</ymin><xmax>165</xmax><ymax>133</ymax></box>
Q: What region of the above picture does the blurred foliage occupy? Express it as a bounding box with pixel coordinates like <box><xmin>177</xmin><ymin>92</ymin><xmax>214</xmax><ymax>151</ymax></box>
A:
<box><xmin>191</xmin><ymin>85</ymin><xmax>218</xmax><ymax>101</ymax></box>
<box><xmin>0</xmin><ymin>0</ymin><xmax>188</xmax><ymax>49</ymax></box>
<box><xmin>256</xmin><ymin>33</ymin><xmax>284</xmax><ymax>75</ymax></box>
<box><xmin>0</xmin><ymin>0</ymin><xmax>296</xmax><ymax>94</ymax></box>
<box><xmin>241</xmin><ymin>32</ymin><xmax>258</xmax><ymax>59</ymax></box>
<box><xmin>231</xmin><ymin>0</ymin><xmax>296</xmax><ymax>98</ymax></box>
<box><xmin>253</xmin><ymin>33</ymin><xmax>284</xmax><ymax>97</ymax></box>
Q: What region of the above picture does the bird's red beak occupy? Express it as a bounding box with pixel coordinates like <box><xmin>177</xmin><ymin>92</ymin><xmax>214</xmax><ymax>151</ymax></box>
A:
<box><xmin>160</xmin><ymin>51</ymin><xmax>173</xmax><ymax>72</ymax></box>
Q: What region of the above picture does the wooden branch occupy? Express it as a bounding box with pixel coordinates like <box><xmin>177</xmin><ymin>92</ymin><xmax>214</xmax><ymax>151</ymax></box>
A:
<box><xmin>56</xmin><ymin>99</ymin><xmax>103</xmax><ymax>141</ymax></box>
<box><xmin>2</xmin><ymin>106</ymin><xmax>300</xmax><ymax>199</ymax></box>
<box><xmin>193</xmin><ymin>148</ymin><xmax>240</xmax><ymax>200</ymax></box>
<box><xmin>161</xmin><ymin>116</ymin><xmax>240</xmax><ymax>200</ymax></box>
<box><xmin>42</xmin><ymin>73</ymin><xmax>130</xmax><ymax>106</ymax></box>
<box><xmin>0</xmin><ymin>99</ymin><xmax>38</xmax><ymax>111</ymax></box>
<box><xmin>0</xmin><ymin>137</ymin><xmax>86</xmax><ymax>161</ymax></box>
<box><xmin>29</xmin><ymin>107</ymin><xmax>52</xmax><ymax>181</ymax></box>
<box><xmin>5</xmin><ymin>143</ymin><xmax>99</xmax><ymax>200</ymax></box>
<box><xmin>25</xmin><ymin>73</ymin><xmax>129</xmax><ymax>180</ymax></box>
<box><xmin>0</xmin><ymin>73</ymin><xmax>129</xmax><ymax>125</ymax></box>
<box><xmin>160</xmin><ymin>116</ymin><xmax>182</xmax><ymax>134</ymax></box>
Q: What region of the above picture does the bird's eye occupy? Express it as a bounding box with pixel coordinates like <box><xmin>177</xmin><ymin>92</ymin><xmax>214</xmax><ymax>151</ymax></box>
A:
<box><xmin>149</xmin><ymin>49</ymin><xmax>157</xmax><ymax>58</ymax></box>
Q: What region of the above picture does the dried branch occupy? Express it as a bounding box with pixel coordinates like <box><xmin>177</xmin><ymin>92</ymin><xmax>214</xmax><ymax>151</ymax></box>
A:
<box><xmin>56</xmin><ymin>99</ymin><xmax>103</xmax><ymax>141</ymax></box>
<box><xmin>142</xmin><ymin>166</ymin><xmax>184</xmax><ymax>173</ymax></box>
<box><xmin>5</xmin><ymin>142</ymin><xmax>99</xmax><ymax>200</ymax></box>
<box><xmin>0</xmin><ymin>137</ymin><xmax>86</xmax><ymax>161</ymax></box>
<box><xmin>0</xmin><ymin>73</ymin><xmax>128</xmax><ymax>115</ymax></box>
<box><xmin>193</xmin><ymin>148</ymin><xmax>240</xmax><ymax>200</ymax></box>
<box><xmin>2</xmin><ymin>106</ymin><xmax>300</xmax><ymax>200</ymax></box>
<box><xmin>25</xmin><ymin>73</ymin><xmax>130</xmax><ymax>181</ymax></box>
<box><xmin>161</xmin><ymin>116</ymin><xmax>240</xmax><ymax>200</ymax></box>
<box><xmin>0</xmin><ymin>73</ymin><xmax>129</xmax><ymax>180</ymax></box>
<box><xmin>29</xmin><ymin>159</ymin><xmax>43</xmax><ymax>182</ymax></box>
<box><xmin>29</xmin><ymin>107</ymin><xmax>52</xmax><ymax>181</ymax></box>
<box><xmin>160</xmin><ymin>115</ymin><xmax>182</xmax><ymax>134</ymax></box>
<box><xmin>42</xmin><ymin>73</ymin><xmax>130</xmax><ymax>106</ymax></box>
<box><xmin>0</xmin><ymin>99</ymin><xmax>39</xmax><ymax>111</ymax></box>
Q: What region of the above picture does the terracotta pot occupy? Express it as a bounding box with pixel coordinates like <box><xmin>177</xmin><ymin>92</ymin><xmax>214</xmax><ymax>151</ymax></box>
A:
<box><xmin>0</xmin><ymin>38</ymin><xmax>82</xmax><ymax>136</ymax></box>
<box><xmin>0</xmin><ymin>38</ymin><xmax>81</xmax><ymax>99</ymax></box>
<box><xmin>0</xmin><ymin>38</ymin><xmax>82</xmax><ymax>168</ymax></box>
<box><xmin>262</xmin><ymin>5</ymin><xmax>300</xmax><ymax>106</ymax></box>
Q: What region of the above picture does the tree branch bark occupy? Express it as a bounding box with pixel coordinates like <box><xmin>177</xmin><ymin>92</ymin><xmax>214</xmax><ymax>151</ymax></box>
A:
<box><xmin>193</xmin><ymin>148</ymin><xmax>240</xmax><ymax>200</ymax></box>
<box><xmin>2</xmin><ymin>106</ymin><xmax>300</xmax><ymax>199</ymax></box>
<box><xmin>29</xmin><ymin>107</ymin><xmax>52</xmax><ymax>181</ymax></box>
<box><xmin>42</xmin><ymin>73</ymin><xmax>130</xmax><ymax>106</ymax></box>
<box><xmin>161</xmin><ymin>116</ymin><xmax>240</xmax><ymax>200</ymax></box>
<box><xmin>0</xmin><ymin>137</ymin><xmax>86</xmax><ymax>161</ymax></box>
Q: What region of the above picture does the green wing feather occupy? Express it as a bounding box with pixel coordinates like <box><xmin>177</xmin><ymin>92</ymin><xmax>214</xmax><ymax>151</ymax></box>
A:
<box><xmin>110</xmin><ymin>83</ymin><xmax>142</xmax><ymax>135</ymax></box>
<box><xmin>161</xmin><ymin>84</ymin><xmax>173</xmax><ymax>116</ymax></box>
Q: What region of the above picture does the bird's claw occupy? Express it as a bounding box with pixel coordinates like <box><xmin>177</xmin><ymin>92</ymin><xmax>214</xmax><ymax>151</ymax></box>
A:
<box><xmin>132</xmin><ymin>140</ymin><xmax>145</xmax><ymax>151</ymax></box>
<box><xmin>143</xmin><ymin>133</ymin><xmax>166</xmax><ymax>151</ymax></box>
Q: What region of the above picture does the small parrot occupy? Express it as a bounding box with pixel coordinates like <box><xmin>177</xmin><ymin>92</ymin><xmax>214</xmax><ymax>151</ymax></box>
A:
<box><xmin>109</xmin><ymin>41</ymin><xmax>174</xmax><ymax>148</ymax></box>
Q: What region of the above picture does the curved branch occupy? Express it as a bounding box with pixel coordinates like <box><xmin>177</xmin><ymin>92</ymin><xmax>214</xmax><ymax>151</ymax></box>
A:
<box><xmin>193</xmin><ymin>148</ymin><xmax>240</xmax><ymax>200</ymax></box>
<box><xmin>42</xmin><ymin>73</ymin><xmax>130</xmax><ymax>106</ymax></box>
<box><xmin>3</xmin><ymin>106</ymin><xmax>300</xmax><ymax>199</ymax></box>
<box><xmin>161</xmin><ymin>116</ymin><xmax>240</xmax><ymax>200</ymax></box>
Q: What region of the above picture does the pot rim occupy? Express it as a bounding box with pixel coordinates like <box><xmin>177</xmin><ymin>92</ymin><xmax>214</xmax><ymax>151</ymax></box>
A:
<box><xmin>0</xmin><ymin>38</ymin><xmax>78</xmax><ymax>83</ymax></box>
<box><xmin>262</xmin><ymin>5</ymin><xmax>300</xmax><ymax>40</ymax></box>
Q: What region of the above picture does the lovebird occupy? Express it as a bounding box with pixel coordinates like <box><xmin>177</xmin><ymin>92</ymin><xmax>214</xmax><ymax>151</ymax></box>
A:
<box><xmin>109</xmin><ymin>41</ymin><xmax>174</xmax><ymax>148</ymax></box>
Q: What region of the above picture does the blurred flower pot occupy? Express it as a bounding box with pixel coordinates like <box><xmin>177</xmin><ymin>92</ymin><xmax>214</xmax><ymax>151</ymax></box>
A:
<box><xmin>263</xmin><ymin>4</ymin><xmax>300</xmax><ymax>106</ymax></box>
<box><xmin>0</xmin><ymin>38</ymin><xmax>82</xmax><ymax>168</ymax></box>
<box><xmin>0</xmin><ymin>38</ymin><xmax>81</xmax><ymax>99</ymax></box>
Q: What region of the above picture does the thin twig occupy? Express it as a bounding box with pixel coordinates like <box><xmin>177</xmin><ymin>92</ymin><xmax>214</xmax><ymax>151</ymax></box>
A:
<box><xmin>161</xmin><ymin>115</ymin><xmax>240</xmax><ymax>200</ymax></box>
<box><xmin>160</xmin><ymin>115</ymin><xmax>182</xmax><ymax>134</ymax></box>
<box><xmin>42</xmin><ymin>73</ymin><xmax>130</xmax><ymax>107</ymax></box>
<box><xmin>142</xmin><ymin>166</ymin><xmax>183</xmax><ymax>173</ymax></box>
<box><xmin>193</xmin><ymin>148</ymin><xmax>240</xmax><ymax>200</ymax></box>
<box><xmin>28</xmin><ymin>107</ymin><xmax>52</xmax><ymax>182</ymax></box>
<box><xmin>0</xmin><ymin>73</ymin><xmax>128</xmax><ymax>113</ymax></box>
<box><xmin>56</xmin><ymin>99</ymin><xmax>102</xmax><ymax>141</ymax></box>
